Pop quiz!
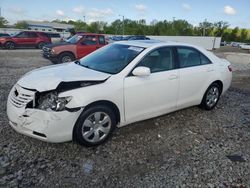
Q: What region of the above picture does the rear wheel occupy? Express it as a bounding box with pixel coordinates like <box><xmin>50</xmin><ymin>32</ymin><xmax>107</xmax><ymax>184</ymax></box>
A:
<box><xmin>59</xmin><ymin>52</ymin><xmax>75</xmax><ymax>63</ymax></box>
<box><xmin>37</xmin><ymin>42</ymin><xmax>46</xmax><ymax>49</ymax></box>
<box><xmin>73</xmin><ymin>105</ymin><xmax>116</xmax><ymax>147</ymax></box>
<box><xmin>200</xmin><ymin>83</ymin><xmax>221</xmax><ymax>110</ymax></box>
<box><xmin>4</xmin><ymin>41</ymin><xmax>15</xmax><ymax>49</ymax></box>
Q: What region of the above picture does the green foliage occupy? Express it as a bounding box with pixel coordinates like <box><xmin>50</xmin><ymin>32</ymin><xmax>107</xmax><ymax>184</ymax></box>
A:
<box><xmin>0</xmin><ymin>17</ymin><xmax>8</xmax><ymax>28</ymax></box>
<box><xmin>15</xmin><ymin>21</ymin><xmax>28</xmax><ymax>29</ymax></box>
<box><xmin>4</xmin><ymin>17</ymin><xmax>249</xmax><ymax>42</ymax></box>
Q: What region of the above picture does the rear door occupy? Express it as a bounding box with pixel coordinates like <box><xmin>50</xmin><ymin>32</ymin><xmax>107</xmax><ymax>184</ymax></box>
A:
<box><xmin>27</xmin><ymin>32</ymin><xmax>38</xmax><ymax>45</ymax></box>
<box><xmin>76</xmin><ymin>35</ymin><xmax>98</xmax><ymax>59</ymax></box>
<box><xmin>176</xmin><ymin>46</ymin><xmax>215</xmax><ymax>108</ymax></box>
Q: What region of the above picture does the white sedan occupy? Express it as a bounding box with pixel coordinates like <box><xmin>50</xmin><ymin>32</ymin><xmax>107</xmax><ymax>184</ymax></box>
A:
<box><xmin>7</xmin><ymin>40</ymin><xmax>232</xmax><ymax>146</ymax></box>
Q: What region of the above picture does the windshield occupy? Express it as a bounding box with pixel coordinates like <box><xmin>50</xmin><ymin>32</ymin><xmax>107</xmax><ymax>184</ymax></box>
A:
<box><xmin>66</xmin><ymin>34</ymin><xmax>83</xmax><ymax>44</ymax></box>
<box><xmin>79</xmin><ymin>44</ymin><xmax>145</xmax><ymax>74</ymax></box>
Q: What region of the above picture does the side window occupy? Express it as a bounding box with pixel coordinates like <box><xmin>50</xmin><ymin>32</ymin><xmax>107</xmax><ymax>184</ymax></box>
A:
<box><xmin>177</xmin><ymin>47</ymin><xmax>201</xmax><ymax>68</ymax></box>
<box><xmin>83</xmin><ymin>35</ymin><xmax>97</xmax><ymax>45</ymax></box>
<box><xmin>16</xmin><ymin>32</ymin><xmax>28</xmax><ymax>38</ymax></box>
<box><xmin>136</xmin><ymin>47</ymin><xmax>174</xmax><ymax>73</ymax></box>
<box><xmin>28</xmin><ymin>32</ymin><xmax>38</xmax><ymax>38</ymax></box>
<box><xmin>98</xmin><ymin>36</ymin><xmax>105</xmax><ymax>45</ymax></box>
<box><xmin>200</xmin><ymin>53</ymin><xmax>212</xmax><ymax>65</ymax></box>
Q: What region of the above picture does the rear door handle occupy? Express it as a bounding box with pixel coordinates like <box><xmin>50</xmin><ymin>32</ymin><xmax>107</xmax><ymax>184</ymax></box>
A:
<box><xmin>168</xmin><ymin>75</ymin><xmax>178</xmax><ymax>80</ymax></box>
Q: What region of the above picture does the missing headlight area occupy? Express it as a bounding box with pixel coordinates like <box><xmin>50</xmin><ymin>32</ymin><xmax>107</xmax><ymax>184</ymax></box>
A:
<box><xmin>24</xmin><ymin>79</ymin><xmax>107</xmax><ymax>112</ymax></box>
<box><xmin>37</xmin><ymin>91</ymin><xmax>72</xmax><ymax>111</ymax></box>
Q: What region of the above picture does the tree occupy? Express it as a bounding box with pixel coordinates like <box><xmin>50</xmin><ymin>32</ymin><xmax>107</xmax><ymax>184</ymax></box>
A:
<box><xmin>198</xmin><ymin>20</ymin><xmax>214</xmax><ymax>36</ymax></box>
<box><xmin>230</xmin><ymin>27</ymin><xmax>239</xmax><ymax>41</ymax></box>
<box><xmin>240</xmin><ymin>29</ymin><xmax>248</xmax><ymax>42</ymax></box>
<box><xmin>0</xmin><ymin>17</ymin><xmax>8</xmax><ymax>28</ymax></box>
<box><xmin>15</xmin><ymin>21</ymin><xmax>28</xmax><ymax>29</ymax></box>
<box><xmin>213</xmin><ymin>21</ymin><xmax>229</xmax><ymax>37</ymax></box>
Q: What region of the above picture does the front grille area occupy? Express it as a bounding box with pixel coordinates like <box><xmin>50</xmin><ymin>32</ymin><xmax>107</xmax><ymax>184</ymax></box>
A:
<box><xmin>10</xmin><ymin>85</ymin><xmax>35</xmax><ymax>108</ymax></box>
<box><xmin>42</xmin><ymin>46</ymin><xmax>51</xmax><ymax>52</ymax></box>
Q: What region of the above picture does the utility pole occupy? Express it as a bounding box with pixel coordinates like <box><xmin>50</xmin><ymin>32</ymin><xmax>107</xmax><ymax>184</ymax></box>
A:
<box><xmin>203</xmin><ymin>19</ymin><xmax>207</xmax><ymax>36</ymax></box>
<box><xmin>172</xmin><ymin>17</ymin><xmax>175</xmax><ymax>30</ymax></box>
<box><xmin>83</xmin><ymin>16</ymin><xmax>86</xmax><ymax>31</ymax></box>
<box><xmin>119</xmin><ymin>15</ymin><xmax>124</xmax><ymax>36</ymax></box>
<box><xmin>0</xmin><ymin>7</ymin><xmax>2</xmax><ymax>17</ymax></box>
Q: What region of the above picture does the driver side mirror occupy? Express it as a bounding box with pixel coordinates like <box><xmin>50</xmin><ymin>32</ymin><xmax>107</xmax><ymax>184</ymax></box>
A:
<box><xmin>132</xmin><ymin>66</ymin><xmax>151</xmax><ymax>77</ymax></box>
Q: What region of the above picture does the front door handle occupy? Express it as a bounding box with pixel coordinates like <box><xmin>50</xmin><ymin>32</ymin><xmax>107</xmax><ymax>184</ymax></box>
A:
<box><xmin>207</xmin><ymin>67</ymin><xmax>214</xmax><ymax>72</ymax></box>
<box><xmin>168</xmin><ymin>75</ymin><xmax>178</xmax><ymax>80</ymax></box>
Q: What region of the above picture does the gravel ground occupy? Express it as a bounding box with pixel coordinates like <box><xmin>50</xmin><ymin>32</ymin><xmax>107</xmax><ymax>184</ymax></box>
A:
<box><xmin>0</xmin><ymin>49</ymin><xmax>250</xmax><ymax>188</ymax></box>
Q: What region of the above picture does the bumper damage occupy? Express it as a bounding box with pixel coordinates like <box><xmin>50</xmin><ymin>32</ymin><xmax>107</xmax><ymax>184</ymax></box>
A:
<box><xmin>7</xmin><ymin>85</ymin><xmax>82</xmax><ymax>143</ymax></box>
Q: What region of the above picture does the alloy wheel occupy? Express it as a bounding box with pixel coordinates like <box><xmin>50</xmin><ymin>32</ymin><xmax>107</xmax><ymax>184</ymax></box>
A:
<box><xmin>206</xmin><ymin>86</ymin><xmax>219</xmax><ymax>108</ymax></box>
<box><xmin>82</xmin><ymin>112</ymin><xmax>112</xmax><ymax>143</ymax></box>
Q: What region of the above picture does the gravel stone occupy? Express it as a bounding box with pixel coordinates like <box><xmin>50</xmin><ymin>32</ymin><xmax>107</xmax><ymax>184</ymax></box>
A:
<box><xmin>0</xmin><ymin>49</ymin><xmax>250</xmax><ymax>187</ymax></box>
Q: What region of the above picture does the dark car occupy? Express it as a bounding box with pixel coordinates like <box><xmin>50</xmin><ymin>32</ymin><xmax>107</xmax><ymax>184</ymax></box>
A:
<box><xmin>0</xmin><ymin>31</ymin><xmax>51</xmax><ymax>49</ymax></box>
<box><xmin>0</xmin><ymin>33</ymin><xmax>10</xmax><ymax>38</ymax></box>
<box><xmin>127</xmin><ymin>35</ymin><xmax>150</xmax><ymax>40</ymax></box>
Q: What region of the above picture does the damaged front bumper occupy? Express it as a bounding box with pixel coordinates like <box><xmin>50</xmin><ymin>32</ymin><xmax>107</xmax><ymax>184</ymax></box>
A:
<box><xmin>7</xmin><ymin>85</ymin><xmax>82</xmax><ymax>143</ymax></box>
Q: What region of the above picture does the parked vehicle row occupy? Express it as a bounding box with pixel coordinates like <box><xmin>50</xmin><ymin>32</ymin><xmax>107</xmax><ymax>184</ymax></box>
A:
<box><xmin>7</xmin><ymin>40</ymin><xmax>232</xmax><ymax>146</ymax></box>
<box><xmin>109</xmin><ymin>35</ymin><xmax>150</xmax><ymax>42</ymax></box>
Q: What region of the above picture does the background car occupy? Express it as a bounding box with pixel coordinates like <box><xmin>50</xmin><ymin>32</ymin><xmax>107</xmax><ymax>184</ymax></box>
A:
<box><xmin>7</xmin><ymin>41</ymin><xmax>232</xmax><ymax>146</ymax></box>
<box><xmin>42</xmin><ymin>33</ymin><xmax>107</xmax><ymax>63</ymax></box>
<box><xmin>0</xmin><ymin>33</ymin><xmax>10</xmax><ymax>38</ymax></box>
<box><xmin>239</xmin><ymin>43</ymin><xmax>250</xmax><ymax>50</ymax></box>
<box><xmin>0</xmin><ymin>31</ymin><xmax>51</xmax><ymax>49</ymax></box>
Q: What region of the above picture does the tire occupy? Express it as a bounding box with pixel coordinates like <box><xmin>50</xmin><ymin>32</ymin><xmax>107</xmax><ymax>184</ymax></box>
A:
<box><xmin>59</xmin><ymin>52</ymin><xmax>75</xmax><ymax>63</ymax></box>
<box><xmin>4</xmin><ymin>41</ymin><xmax>15</xmax><ymax>49</ymax></box>
<box><xmin>37</xmin><ymin>42</ymin><xmax>46</xmax><ymax>49</ymax></box>
<box><xmin>200</xmin><ymin>83</ymin><xmax>221</xmax><ymax>110</ymax></box>
<box><xmin>73</xmin><ymin>105</ymin><xmax>116</xmax><ymax>147</ymax></box>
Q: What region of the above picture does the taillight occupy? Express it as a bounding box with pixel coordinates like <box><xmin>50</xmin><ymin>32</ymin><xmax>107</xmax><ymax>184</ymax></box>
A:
<box><xmin>228</xmin><ymin>65</ymin><xmax>232</xmax><ymax>72</ymax></box>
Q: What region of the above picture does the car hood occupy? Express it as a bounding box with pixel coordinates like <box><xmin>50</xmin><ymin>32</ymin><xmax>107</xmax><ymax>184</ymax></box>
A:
<box><xmin>45</xmin><ymin>42</ymin><xmax>74</xmax><ymax>48</ymax></box>
<box><xmin>17</xmin><ymin>62</ymin><xmax>111</xmax><ymax>92</ymax></box>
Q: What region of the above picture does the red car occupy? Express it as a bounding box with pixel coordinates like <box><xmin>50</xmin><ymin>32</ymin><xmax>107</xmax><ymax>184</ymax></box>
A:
<box><xmin>0</xmin><ymin>31</ymin><xmax>51</xmax><ymax>49</ymax></box>
<box><xmin>42</xmin><ymin>33</ymin><xmax>107</xmax><ymax>63</ymax></box>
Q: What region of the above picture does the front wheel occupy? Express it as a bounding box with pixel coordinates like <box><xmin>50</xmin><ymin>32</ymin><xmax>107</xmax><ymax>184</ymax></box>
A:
<box><xmin>59</xmin><ymin>52</ymin><xmax>75</xmax><ymax>63</ymax></box>
<box><xmin>4</xmin><ymin>41</ymin><xmax>15</xmax><ymax>49</ymax></box>
<box><xmin>73</xmin><ymin>105</ymin><xmax>116</xmax><ymax>147</ymax></box>
<box><xmin>200</xmin><ymin>83</ymin><xmax>221</xmax><ymax>110</ymax></box>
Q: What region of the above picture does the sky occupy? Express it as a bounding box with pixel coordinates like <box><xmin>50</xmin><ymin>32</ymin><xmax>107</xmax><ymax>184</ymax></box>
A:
<box><xmin>0</xmin><ymin>0</ymin><xmax>250</xmax><ymax>28</ymax></box>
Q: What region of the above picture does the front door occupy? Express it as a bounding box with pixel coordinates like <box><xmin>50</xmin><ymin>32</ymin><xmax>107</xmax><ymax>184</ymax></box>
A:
<box><xmin>77</xmin><ymin>35</ymin><xmax>98</xmax><ymax>59</ymax></box>
<box><xmin>124</xmin><ymin>47</ymin><xmax>179</xmax><ymax>123</ymax></box>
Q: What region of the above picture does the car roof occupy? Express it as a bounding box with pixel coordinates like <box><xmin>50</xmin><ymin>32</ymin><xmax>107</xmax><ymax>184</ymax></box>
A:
<box><xmin>115</xmin><ymin>40</ymin><xmax>196</xmax><ymax>49</ymax></box>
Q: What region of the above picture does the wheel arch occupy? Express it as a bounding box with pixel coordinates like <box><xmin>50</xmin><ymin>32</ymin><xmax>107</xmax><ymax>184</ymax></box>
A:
<box><xmin>83</xmin><ymin>100</ymin><xmax>121</xmax><ymax>125</ymax></box>
<box><xmin>59</xmin><ymin>51</ymin><xmax>76</xmax><ymax>60</ymax></box>
<box><xmin>210</xmin><ymin>80</ymin><xmax>223</xmax><ymax>94</ymax></box>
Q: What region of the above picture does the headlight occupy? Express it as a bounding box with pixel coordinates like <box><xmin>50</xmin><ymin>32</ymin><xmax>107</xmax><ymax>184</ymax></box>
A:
<box><xmin>37</xmin><ymin>92</ymin><xmax>72</xmax><ymax>111</ymax></box>
<box><xmin>51</xmin><ymin>49</ymin><xmax>55</xmax><ymax>54</ymax></box>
